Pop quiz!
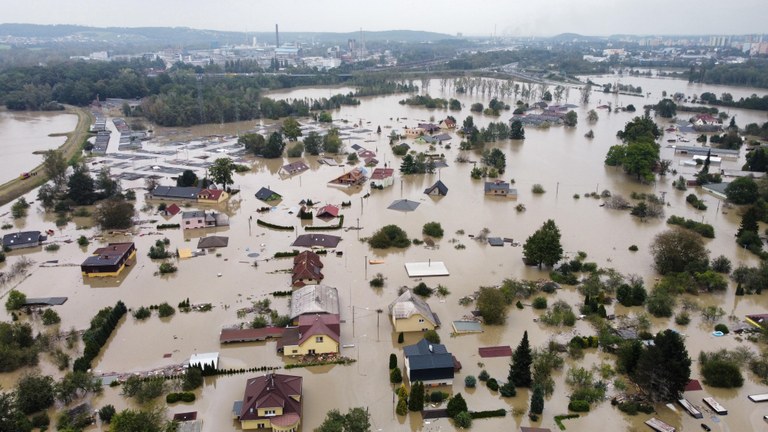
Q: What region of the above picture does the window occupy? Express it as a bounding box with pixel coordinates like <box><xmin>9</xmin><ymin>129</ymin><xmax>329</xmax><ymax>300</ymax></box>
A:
<box><xmin>418</xmin><ymin>318</ymin><xmax>425</xmax><ymax>323</ymax></box>
<box><xmin>292</xmin><ymin>349</ymin><xmax>298</xmax><ymax>354</ymax></box>
<box><xmin>264</xmin><ymin>409</ymin><xmax>276</xmax><ymax>417</ymax></box>
<box><xmin>315</xmin><ymin>336</ymin><xmax>324</xmax><ymax>343</ymax></box>
<box><xmin>185</xmin><ymin>221</ymin><xmax>190</xmax><ymax>225</ymax></box>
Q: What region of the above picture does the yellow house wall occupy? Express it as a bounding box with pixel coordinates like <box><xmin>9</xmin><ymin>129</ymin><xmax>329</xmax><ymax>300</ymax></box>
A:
<box><xmin>283</xmin><ymin>335</ymin><xmax>339</xmax><ymax>356</ymax></box>
<box><xmin>82</xmin><ymin>249</ymin><xmax>136</xmax><ymax>277</ymax></box>
<box><xmin>241</xmin><ymin>419</ymin><xmax>271</xmax><ymax>430</ymax></box>
<box><xmin>392</xmin><ymin>313</ymin><xmax>435</xmax><ymax>332</ymax></box>
<box><xmin>272</xmin><ymin>420</ymin><xmax>301</xmax><ymax>432</ymax></box>
<box><xmin>257</xmin><ymin>407</ymin><xmax>283</xmax><ymax>417</ymax></box>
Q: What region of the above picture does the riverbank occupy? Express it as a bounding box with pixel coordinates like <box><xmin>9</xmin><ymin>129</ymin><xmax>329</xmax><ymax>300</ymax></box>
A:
<box><xmin>0</xmin><ymin>106</ymin><xmax>92</xmax><ymax>207</ymax></box>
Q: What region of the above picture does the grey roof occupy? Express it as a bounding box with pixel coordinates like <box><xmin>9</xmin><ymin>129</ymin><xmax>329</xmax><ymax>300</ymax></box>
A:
<box><xmin>23</xmin><ymin>297</ymin><xmax>68</xmax><ymax>306</ymax></box>
<box><xmin>197</xmin><ymin>236</ymin><xmax>229</xmax><ymax>248</ymax></box>
<box><xmin>290</xmin><ymin>285</ymin><xmax>340</xmax><ymax>319</ymax></box>
<box><xmin>404</xmin><ymin>339</ymin><xmax>454</xmax><ymax>370</ymax></box>
<box><xmin>488</xmin><ymin>237</ymin><xmax>504</xmax><ymax>246</ymax></box>
<box><xmin>424</xmin><ymin>180</ymin><xmax>448</xmax><ymax>196</ymax></box>
<box><xmin>182</xmin><ymin>211</ymin><xmax>206</xmax><ymax>219</ymax></box>
<box><xmin>281</xmin><ymin>161</ymin><xmax>309</xmax><ymax>174</ymax></box>
<box><xmin>388</xmin><ymin>199</ymin><xmax>420</xmax><ymax>212</ymax></box>
<box><xmin>2</xmin><ymin>231</ymin><xmax>44</xmax><ymax>248</ymax></box>
<box><xmin>484</xmin><ymin>181</ymin><xmax>510</xmax><ymax>192</ymax></box>
<box><xmin>291</xmin><ymin>234</ymin><xmax>342</xmax><ymax>248</ymax></box>
<box><xmin>389</xmin><ymin>289</ymin><xmax>438</xmax><ymax>327</ymax></box>
<box><xmin>255</xmin><ymin>187</ymin><xmax>282</xmax><ymax>201</ymax></box>
<box><xmin>433</xmin><ymin>133</ymin><xmax>452</xmax><ymax>142</ymax></box>
<box><xmin>703</xmin><ymin>182</ymin><xmax>729</xmax><ymax>197</ymax></box>
<box><xmin>152</xmin><ymin>186</ymin><xmax>201</xmax><ymax>199</ymax></box>
<box><xmin>675</xmin><ymin>145</ymin><xmax>739</xmax><ymax>156</ymax></box>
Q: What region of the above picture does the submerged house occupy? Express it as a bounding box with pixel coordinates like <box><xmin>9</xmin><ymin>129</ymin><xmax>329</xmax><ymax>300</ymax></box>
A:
<box><xmin>370</xmin><ymin>168</ymin><xmax>395</xmax><ymax>188</ymax></box>
<box><xmin>181</xmin><ymin>211</ymin><xmax>229</xmax><ymax>230</ymax></box>
<box><xmin>484</xmin><ymin>180</ymin><xmax>517</xmax><ymax>198</ymax></box>
<box><xmin>389</xmin><ymin>289</ymin><xmax>440</xmax><ymax>332</ymax></box>
<box><xmin>328</xmin><ymin>167</ymin><xmax>367</xmax><ymax>187</ymax></box>
<box><xmin>315</xmin><ymin>205</ymin><xmax>339</xmax><ymax>219</ymax></box>
<box><xmin>150</xmin><ymin>186</ymin><xmax>202</xmax><ymax>201</ymax></box>
<box><xmin>280</xmin><ymin>161</ymin><xmax>310</xmax><ymax>177</ymax></box>
<box><xmin>292</xmin><ymin>251</ymin><xmax>324</xmax><ymax>287</ymax></box>
<box><xmin>278</xmin><ymin>314</ymin><xmax>340</xmax><ymax>356</ymax></box>
<box><xmin>439</xmin><ymin>118</ymin><xmax>456</xmax><ymax>129</ymax></box>
<box><xmin>255</xmin><ymin>187</ymin><xmax>282</xmax><ymax>202</ymax></box>
<box><xmin>403</xmin><ymin>338</ymin><xmax>456</xmax><ymax>386</ymax></box>
<box><xmin>197</xmin><ymin>188</ymin><xmax>229</xmax><ymax>204</ymax></box>
<box><xmin>2</xmin><ymin>231</ymin><xmax>46</xmax><ymax>250</ymax></box>
<box><xmin>289</xmin><ymin>284</ymin><xmax>340</xmax><ymax>320</ymax></box>
<box><xmin>424</xmin><ymin>180</ymin><xmax>448</xmax><ymax>196</ymax></box>
<box><xmin>81</xmin><ymin>242</ymin><xmax>136</xmax><ymax>277</ymax></box>
<box><xmin>233</xmin><ymin>373</ymin><xmax>303</xmax><ymax>431</ymax></box>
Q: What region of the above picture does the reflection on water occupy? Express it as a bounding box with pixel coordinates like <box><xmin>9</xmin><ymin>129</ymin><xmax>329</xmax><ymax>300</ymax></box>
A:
<box><xmin>0</xmin><ymin>76</ymin><xmax>767</xmax><ymax>431</ymax></box>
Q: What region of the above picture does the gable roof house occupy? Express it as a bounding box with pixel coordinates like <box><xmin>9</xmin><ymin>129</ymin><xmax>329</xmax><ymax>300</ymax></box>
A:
<box><xmin>255</xmin><ymin>187</ymin><xmax>282</xmax><ymax>202</ymax></box>
<box><xmin>2</xmin><ymin>231</ymin><xmax>46</xmax><ymax>250</ymax></box>
<box><xmin>277</xmin><ymin>314</ymin><xmax>340</xmax><ymax>356</ymax></box>
<box><xmin>315</xmin><ymin>205</ymin><xmax>339</xmax><ymax>219</ymax></box>
<box><xmin>424</xmin><ymin>180</ymin><xmax>448</xmax><ymax>196</ymax></box>
<box><xmin>418</xmin><ymin>123</ymin><xmax>441</xmax><ymax>134</ymax></box>
<box><xmin>150</xmin><ymin>186</ymin><xmax>202</xmax><ymax>201</ymax></box>
<box><xmin>389</xmin><ymin>289</ymin><xmax>440</xmax><ymax>333</ymax></box>
<box><xmin>81</xmin><ymin>242</ymin><xmax>136</xmax><ymax>277</ymax></box>
<box><xmin>292</xmin><ymin>251</ymin><xmax>324</xmax><ymax>287</ymax></box>
<box><xmin>197</xmin><ymin>188</ymin><xmax>229</xmax><ymax>204</ymax></box>
<box><xmin>290</xmin><ymin>285</ymin><xmax>340</xmax><ymax>320</ymax></box>
<box><xmin>370</xmin><ymin>168</ymin><xmax>395</xmax><ymax>188</ymax></box>
<box><xmin>280</xmin><ymin>161</ymin><xmax>310</xmax><ymax>177</ymax></box>
<box><xmin>484</xmin><ymin>180</ymin><xmax>517</xmax><ymax>198</ymax></box>
<box><xmin>439</xmin><ymin>118</ymin><xmax>456</xmax><ymax>129</ymax></box>
<box><xmin>403</xmin><ymin>127</ymin><xmax>424</xmax><ymax>138</ymax></box>
<box><xmin>233</xmin><ymin>373</ymin><xmax>303</xmax><ymax>431</ymax></box>
<box><xmin>181</xmin><ymin>211</ymin><xmax>230</xmax><ymax>230</ymax></box>
<box><xmin>357</xmin><ymin>150</ymin><xmax>377</xmax><ymax>160</ymax></box>
<box><xmin>328</xmin><ymin>167</ymin><xmax>367</xmax><ymax>187</ymax></box>
<box><xmin>403</xmin><ymin>338</ymin><xmax>455</xmax><ymax>386</ymax></box>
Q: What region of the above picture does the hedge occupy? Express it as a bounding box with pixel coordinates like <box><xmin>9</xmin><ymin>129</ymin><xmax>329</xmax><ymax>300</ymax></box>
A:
<box><xmin>284</xmin><ymin>357</ymin><xmax>356</xmax><ymax>369</ymax></box>
<box><xmin>73</xmin><ymin>301</ymin><xmax>127</xmax><ymax>372</ymax></box>
<box><xmin>469</xmin><ymin>409</ymin><xmax>506</xmax><ymax>419</ymax></box>
<box><xmin>274</xmin><ymin>250</ymin><xmax>300</xmax><ymax>258</ymax></box>
<box><xmin>157</xmin><ymin>224</ymin><xmax>180</xmax><ymax>230</ymax></box>
<box><xmin>166</xmin><ymin>392</ymin><xmax>196</xmax><ymax>403</ymax></box>
<box><xmin>257</xmin><ymin>219</ymin><xmax>294</xmax><ymax>230</ymax></box>
<box><xmin>305</xmin><ymin>215</ymin><xmax>344</xmax><ymax>231</ymax></box>
<box><xmin>568</xmin><ymin>400</ymin><xmax>590</xmax><ymax>412</ymax></box>
<box><xmin>554</xmin><ymin>414</ymin><xmax>579</xmax><ymax>430</ymax></box>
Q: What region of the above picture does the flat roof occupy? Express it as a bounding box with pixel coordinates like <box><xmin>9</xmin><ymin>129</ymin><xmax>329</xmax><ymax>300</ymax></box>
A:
<box><xmin>189</xmin><ymin>352</ymin><xmax>219</xmax><ymax>369</ymax></box>
<box><xmin>405</xmin><ymin>261</ymin><xmax>449</xmax><ymax>277</ymax></box>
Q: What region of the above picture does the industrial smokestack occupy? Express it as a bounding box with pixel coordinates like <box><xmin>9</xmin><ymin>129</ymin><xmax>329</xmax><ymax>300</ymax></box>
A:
<box><xmin>275</xmin><ymin>24</ymin><xmax>279</xmax><ymax>48</ymax></box>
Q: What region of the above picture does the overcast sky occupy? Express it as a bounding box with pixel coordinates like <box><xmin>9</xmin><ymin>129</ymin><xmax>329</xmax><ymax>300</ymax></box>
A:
<box><xmin>3</xmin><ymin>0</ymin><xmax>766</xmax><ymax>37</ymax></box>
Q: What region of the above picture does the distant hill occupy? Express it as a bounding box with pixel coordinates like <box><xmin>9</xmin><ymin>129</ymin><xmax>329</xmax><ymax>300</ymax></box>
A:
<box><xmin>0</xmin><ymin>24</ymin><xmax>453</xmax><ymax>46</ymax></box>
<box><xmin>548</xmin><ymin>33</ymin><xmax>604</xmax><ymax>42</ymax></box>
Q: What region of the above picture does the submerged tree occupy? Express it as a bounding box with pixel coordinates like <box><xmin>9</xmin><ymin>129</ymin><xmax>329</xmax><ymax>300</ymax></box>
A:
<box><xmin>523</xmin><ymin>219</ymin><xmax>564</xmax><ymax>268</ymax></box>
<box><xmin>633</xmin><ymin>329</ymin><xmax>691</xmax><ymax>402</ymax></box>
<box><xmin>510</xmin><ymin>331</ymin><xmax>533</xmax><ymax>387</ymax></box>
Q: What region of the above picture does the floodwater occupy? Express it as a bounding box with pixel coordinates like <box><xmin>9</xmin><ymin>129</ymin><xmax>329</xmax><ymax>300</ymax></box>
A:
<box><xmin>0</xmin><ymin>109</ymin><xmax>78</xmax><ymax>185</ymax></box>
<box><xmin>2</xmin><ymin>75</ymin><xmax>768</xmax><ymax>432</ymax></box>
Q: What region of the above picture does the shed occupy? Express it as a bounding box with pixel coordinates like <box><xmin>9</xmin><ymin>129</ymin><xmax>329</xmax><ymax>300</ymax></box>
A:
<box><xmin>255</xmin><ymin>187</ymin><xmax>282</xmax><ymax>202</ymax></box>
<box><xmin>424</xmin><ymin>180</ymin><xmax>448</xmax><ymax>196</ymax></box>
<box><xmin>197</xmin><ymin>236</ymin><xmax>229</xmax><ymax>249</ymax></box>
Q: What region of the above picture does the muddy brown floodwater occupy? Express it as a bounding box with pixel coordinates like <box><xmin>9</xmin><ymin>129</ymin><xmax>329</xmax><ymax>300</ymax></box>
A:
<box><xmin>0</xmin><ymin>109</ymin><xmax>78</xmax><ymax>184</ymax></box>
<box><xmin>2</xmin><ymin>75</ymin><xmax>768</xmax><ymax>432</ymax></box>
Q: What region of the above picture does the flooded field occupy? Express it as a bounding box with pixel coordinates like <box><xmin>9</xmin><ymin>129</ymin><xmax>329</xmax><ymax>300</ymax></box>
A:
<box><xmin>2</xmin><ymin>75</ymin><xmax>768</xmax><ymax>431</ymax></box>
<box><xmin>0</xmin><ymin>109</ymin><xmax>78</xmax><ymax>184</ymax></box>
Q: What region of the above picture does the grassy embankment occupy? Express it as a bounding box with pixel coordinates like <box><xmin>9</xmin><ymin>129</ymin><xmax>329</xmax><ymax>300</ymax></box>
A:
<box><xmin>0</xmin><ymin>106</ymin><xmax>93</xmax><ymax>207</ymax></box>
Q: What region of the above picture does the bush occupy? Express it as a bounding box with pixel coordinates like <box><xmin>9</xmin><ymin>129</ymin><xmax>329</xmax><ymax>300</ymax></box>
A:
<box><xmin>423</xmin><ymin>222</ymin><xmax>444</xmax><ymax>238</ymax></box>
<box><xmin>500</xmin><ymin>381</ymin><xmax>516</xmax><ymax>397</ymax></box>
<box><xmin>159</xmin><ymin>262</ymin><xmax>177</xmax><ymax>274</ymax></box>
<box><xmin>44</xmin><ymin>243</ymin><xmax>60</xmax><ymax>252</ymax></box>
<box><xmin>675</xmin><ymin>311</ymin><xmax>691</xmax><ymax>326</ymax></box>
<box><xmin>478</xmin><ymin>370</ymin><xmax>490</xmax><ymax>382</ymax></box>
<box><xmin>454</xmin><ymin>411</ymin><xmax>472</xmax><ymax>428</ymax></box>
<box><xmin>389</xmin><ymin>353</ymin><xmax>397</xmax><ymax>370</ymax></box>
<box><xmin>568</xmin><ymin>400</ymin><xmax>590</xmax><ymax>412</ymax></box>
<box><xmin>711</xmin><ymin>255</ymin><xmax>732</xmax><ymax>273</ymax></box>
<box><xmin>701</xmin><ymin>360</ymin><xmax>743</xmax><ymax>388</ymax></box>
<box><xmin>369</xmin><ymin>225</ymin><xmax>411</xmax><ymax>248</ymax></box>
<box><xmin>413</xmin><ymin>282</ymin><xmax>434</xmax><ymax>297</ymax></box>
<box><xmin>532</xmin><ymin>184</ymin><xmax>546</xmax><ymax>194</ymax></box>
<box><xmin>98</xmin><ymin>405</ymin><xmax>116</xmax><ymax>423</ymax></box>
<box><xmin>397</xmin><ymin>332</ymin><xmax>404</xmax><ymax>344</ymax></box>
<box><xmin>390</xmin><ymin>367</ymin><xmax>403</xmax><ymax>384</ymax></box>
<box><xmin>157</xmin><ymin>302</ymin><xmax>175</xmax><ymax>317</ymax></box>
<box><xmin>41</xmin><ymin>309</ymin><xmax>61</xmax><ymax>325</ymax></box>
<box><xmin>465</xmin><ymin>375</ymin><xmax>476</xmax><ymax>388</ymax></box>
<box><xmin>77</xmin><ymin>235</ymin><xmax>89</xmax><ymax>246</ymax></box>
<box><xmin>629</xmin><ymin>245</ymin><xmax>638</xmax><ymax>251</ymax></box>
<box><xmin>714</xmin><ymin>323</ymin><xmax>729</xmax><ymax>334</ymax></box>
<box><xmin>447</xmin><ymin>393</ymin><xmax>468</xmax><ymax>418</ymax></box>
<box><xmin>532</xmin><ymin>296</ymin><xmax>548</xmax><ymax>309</ymax></box>
<box><xmin>430</xmin><ymin>391</ymin><xmax>448</xmax><ymax>403</ymax></box>
<box><xmin>470</xmin><ymin>409</ymin><xmax>506</xmax><ymax>419</ymax></box>
<box><xmin>31</xmin><ymin>412</ymin><xmax>49</xmax><ymax>428</ymax></box>
<box><xmin>486</xmin><ymin>378</ymin><xmax>499</xmax><ymax>391</ymax></box>
<box><xmin>424</xmin><ymin>329</ymin><xmax>440</xmax><ymax>344</ymax></box>
<box><xmin>369</xmin><ymin>273</ymin><xmax>385</xmax><ymax>288</ymax></box>
<box><xmin>133</xmin><ymin>306</ymin><xmax>151</xmax><ymax>320</ymax></box>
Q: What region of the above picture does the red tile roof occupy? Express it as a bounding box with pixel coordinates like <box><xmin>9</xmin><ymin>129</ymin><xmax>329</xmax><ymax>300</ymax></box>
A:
<box><xmin>478</xmin><ymin>346</ymin><xmax>512</xmax><ymax>358</ymax></box>
<box><xmin>297</xmin><ymin>314</ymin><xmax>340</xmax><ymax>345</ymax></box>
<box><xmin>220</xmin><ymin>327</ymin><xmax>285</xmax><ymax>343</ymax></box>
<box><xmin>371</xmin><ymin>168</ymin><xmax>394</xmax><ymax>180</ymax></box>
<box><xmin>316</xmin><ymin>205</ymin><xmax>339</xmax><ymax>218</ymax></box>
<box><xmin>198</xmin><ymin>188</ymin><xmax>224</xmax><ymax>200</ymax></box>
<box><xmin>239</xmin><ymin>374</ymin><xmax>302</xmax><ymax>422</ymax></box>
<box><xmin>166</xmin><ymin>203</ymin><xmax>181</xmax><ymax>216</ymax></box>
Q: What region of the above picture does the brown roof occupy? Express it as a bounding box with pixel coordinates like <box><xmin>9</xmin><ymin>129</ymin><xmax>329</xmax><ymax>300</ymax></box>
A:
<box><xmin>198</xmin><ymin>188</ymin><xmax>224</xmax><ymax>200</ymax></box>
<box><xmin>220</xmin><ymin>327</ymin><xmax>285</xmax><ymax>343</ymax></box>
<box><xmin>239</xmin><ymin>373</ymin><xmax>302</xmax><ymax>421</ymax></box>
<box><xmin>293</xmin><ymin>251</ymin><xmax>323</xmax><ymax>267</ymax></box>
<box><xmin>478</xmin><ymin>346</ymin><xmax>512</xmax><ymax>358</ymax></box>
<box><xmin>166</xmin><ymin>203</ymin><xmax>181</xmax><ymax>216</ymax></box>
<box><xmin>316</xmin><ymin>205</ymin><xmax>339</xmax><ymax>218</ymax></box>
<box><xmin>292</xmin><ymin>251</ymin><xmax>324</xmax><ymax>286</ymax></box>
<box><xmin>297</xmin><ymin>314</ymin><xmax>340</xmax><ymax>345</ymax></box>
<box><xmin>371</xmin><ymin>168</ymin><xmax>394</xmax><ymax>180</ymax></box>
